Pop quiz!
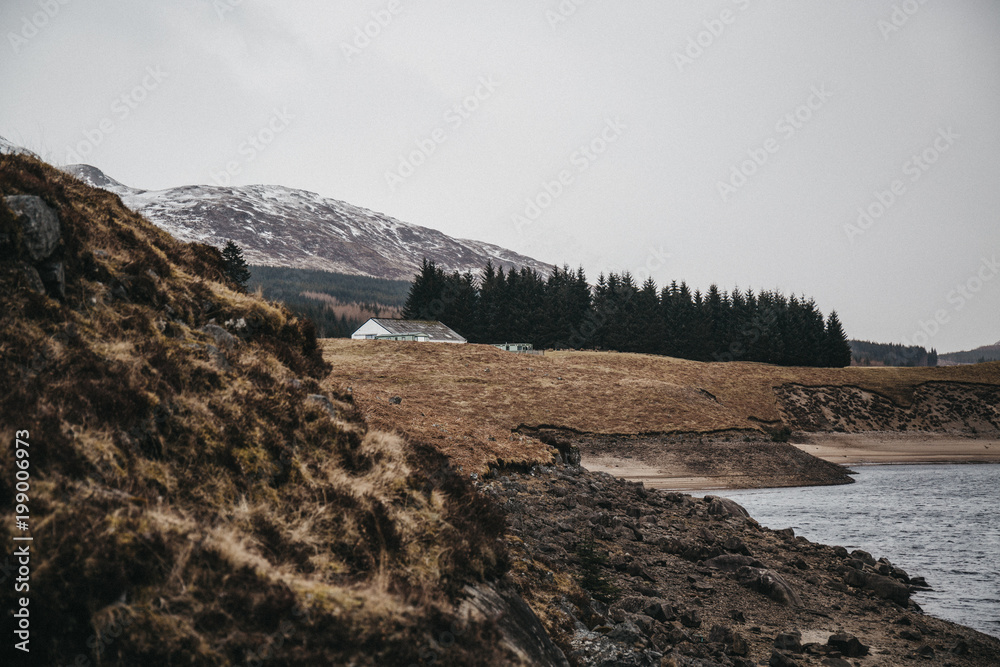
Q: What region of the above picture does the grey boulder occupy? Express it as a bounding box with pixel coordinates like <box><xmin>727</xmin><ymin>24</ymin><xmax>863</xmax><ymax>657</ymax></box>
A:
<box><xmin>6</xmin><ymin>195</ymin><xmax>60</xmax><ymax>261</ymax></box>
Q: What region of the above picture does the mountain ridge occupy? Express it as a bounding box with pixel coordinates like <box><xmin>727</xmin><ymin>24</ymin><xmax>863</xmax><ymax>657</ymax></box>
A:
<box><xmin>61</xmin><ymin>163</ymin><xmax>553</xmax><ymax>281</ymax></box>
<box><xmin>939</xmin><ymin>341</ymin><xmax>1000</xmax><ymax>365</ymax></box>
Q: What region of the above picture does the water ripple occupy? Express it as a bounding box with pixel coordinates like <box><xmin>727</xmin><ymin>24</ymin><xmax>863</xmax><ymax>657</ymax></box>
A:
<box><xmin>715</xmin><ymin>463</ymin><xmax>1000</xmax><ymax>638</ymax></box>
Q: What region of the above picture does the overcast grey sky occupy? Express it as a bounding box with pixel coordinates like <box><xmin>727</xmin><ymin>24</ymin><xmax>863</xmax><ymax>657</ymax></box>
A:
<box><xmin>2</xmin><ymin>1</ymin><xmax>998</xmax><ymax>353</ymax></box>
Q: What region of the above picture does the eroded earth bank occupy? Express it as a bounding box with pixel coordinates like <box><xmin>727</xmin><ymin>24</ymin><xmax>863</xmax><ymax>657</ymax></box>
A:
<box><xmin>567</xmin><ymin>381</ymin><xmax>1000</xmax><ymax>490</ymax></box>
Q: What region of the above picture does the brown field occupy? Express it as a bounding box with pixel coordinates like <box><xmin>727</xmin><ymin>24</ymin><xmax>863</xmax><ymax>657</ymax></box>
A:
<box><xmin>320</xmin><ymin>340</ymin><xmax>1000</xmax><ymax>473</ymax></box>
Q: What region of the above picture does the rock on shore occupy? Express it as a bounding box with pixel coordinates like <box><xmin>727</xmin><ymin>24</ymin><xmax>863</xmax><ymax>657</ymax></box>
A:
<box><xmin>478</xmin><ymin>458</ymin><xmax>1000</xmax><ymax>666</ymax></box>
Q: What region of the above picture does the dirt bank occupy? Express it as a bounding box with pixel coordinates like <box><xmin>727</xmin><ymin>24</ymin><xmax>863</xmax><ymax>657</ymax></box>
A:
<box><xmin>522</xmin><ymin>427</ymin><xmax>855</xmax><ymax>491</ymax></box>
<box><xmin>776</xmin><ymin>382</ymin><xmax>1000</xmax><ymax>434</ymax></box>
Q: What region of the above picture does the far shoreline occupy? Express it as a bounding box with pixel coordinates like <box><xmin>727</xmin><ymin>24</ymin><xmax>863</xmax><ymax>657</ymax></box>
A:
<box><xmin>791</xmin><ymin>431</ymin><xmax>1000</xmax><ymax>466</ymax></box>
<box><xmin>581</xmin><ymin>431</ymin><xmax>1000</xmax><ymax>492</ymax></box>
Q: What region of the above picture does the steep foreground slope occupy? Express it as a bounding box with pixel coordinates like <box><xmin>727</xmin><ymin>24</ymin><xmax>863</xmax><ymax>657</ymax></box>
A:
<box><xmin>62</xmin><ymin>163</ymin><xmax>553</xmax><ymax>280</ymax></box>
<box><xmin>0</xmin><ymin>153</ymin><xmax>563</xmax><ymax>665</ymax></box>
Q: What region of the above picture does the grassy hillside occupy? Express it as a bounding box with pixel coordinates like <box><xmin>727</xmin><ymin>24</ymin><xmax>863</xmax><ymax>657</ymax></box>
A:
<box><xmin>0</xmin><ymin>153</ymin><xmax>514</xmax><ymax>665</ymax></box>
<box><xmin>321</xmin><ymin>340</ymin><xmax>1000</xmax><ymax>473</ymax></box>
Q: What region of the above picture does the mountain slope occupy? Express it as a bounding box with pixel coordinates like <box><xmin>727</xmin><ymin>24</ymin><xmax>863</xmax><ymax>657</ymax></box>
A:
<box><xmin>939</xmin><ymin>341</ymin><xmax>1000</xmax><ymax>365</ymax></box>
<box><xmin>62</xmin><ymin>163</ymin><xmax>553</xmax><ymax>281</ymax></box>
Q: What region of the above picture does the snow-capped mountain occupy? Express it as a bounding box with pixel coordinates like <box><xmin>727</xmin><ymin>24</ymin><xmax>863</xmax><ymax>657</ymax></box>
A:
<box><xmin>61</xmin><ymin>164</ymin><xmax>552</xmax><ymax>281</ymax></box>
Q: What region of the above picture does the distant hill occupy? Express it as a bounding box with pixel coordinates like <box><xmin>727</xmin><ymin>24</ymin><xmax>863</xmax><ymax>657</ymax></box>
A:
<box><xmin>939</xmin><ymin>341</ymin><xmax>1000</xmax><ymax>365</ymax></box>
<box><xmin>849</xmin><ymin>339</ymin><xmax>937</xmax><ymax>366</ymax></box>
<box><xmin>61</xmin><ymin>163</ymin><xmax>554</xmax><ymax>281</ymax></box>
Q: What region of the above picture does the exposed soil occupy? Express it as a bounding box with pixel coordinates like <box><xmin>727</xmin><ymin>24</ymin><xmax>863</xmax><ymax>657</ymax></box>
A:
<box><xmin>792</xmin><ymin>432</ymin><xmax>1000</xmax><ymax>465</ymax></box>
<box><xmin>522</xmin><ymin>427</ymin><xmax>854</xmax><ymax>490</ymax></box>
<box><xmin>490</xmin><ymin>459</ymin><xmax>1000</xmax><ymax>666</ymax></box>
<box><xmin>777</xmin><ymin>383</ymin><xmax>1000</xmax><ymax>434</ymax></box>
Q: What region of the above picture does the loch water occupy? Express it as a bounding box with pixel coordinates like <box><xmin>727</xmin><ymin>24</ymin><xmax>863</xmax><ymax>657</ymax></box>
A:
<box><xmin>712</xmin><ymin>463</ymin><xmax>1000</xmax><ymax>638</ymax></box>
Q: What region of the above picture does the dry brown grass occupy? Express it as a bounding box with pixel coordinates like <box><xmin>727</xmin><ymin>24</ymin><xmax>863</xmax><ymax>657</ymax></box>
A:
<box><xmin>0</xmin><ymin>153</ymin><xmax>512</xmax><ymax>666</ymax></box>
<box><xmin>320</xmin><ymin>339</ymin><xmax>1000</xmax><ymax>473</ymax></box>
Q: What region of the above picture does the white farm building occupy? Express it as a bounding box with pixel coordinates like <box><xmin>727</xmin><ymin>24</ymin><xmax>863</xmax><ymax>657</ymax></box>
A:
<box><xmin>350</xmin><ymin>318</ymin><xmax>467</xmax><ymax>344</ymax></box>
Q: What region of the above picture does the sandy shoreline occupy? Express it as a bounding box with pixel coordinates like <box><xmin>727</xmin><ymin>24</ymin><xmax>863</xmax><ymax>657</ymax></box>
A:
<box><xmin>790</xmin><ymin>431</ymin><xmax>1000</xmax><ymax>465</ymax></box>
<box><xmin>577</xmin><ymin>457</ymin><xmax>743</xmax><ymax>491</ymax></box>
<box><xmin>581</xmin><ymin>432</ymin><xmax>1000</xmax><ymax>491</ymax></box>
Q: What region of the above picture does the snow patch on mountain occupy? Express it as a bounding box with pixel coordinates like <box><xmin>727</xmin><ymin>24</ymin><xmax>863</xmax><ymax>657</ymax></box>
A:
<box><xmin>61</xmin><ymin>164</ymin><xmax>553</xmax><ymax>280</ymax></box>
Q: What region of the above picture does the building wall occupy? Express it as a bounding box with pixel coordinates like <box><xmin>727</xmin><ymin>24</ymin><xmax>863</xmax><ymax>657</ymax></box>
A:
<box><xmin>350</xmin><ymin>319</ymin><xmax>390</xmax><ymax>340</ymax></box>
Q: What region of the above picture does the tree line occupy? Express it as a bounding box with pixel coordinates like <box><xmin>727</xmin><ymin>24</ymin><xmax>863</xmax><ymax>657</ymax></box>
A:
<box><xmin>849</xmin><ymin>340</ymin><xmax>938</xmax><ymax>367</ymax></box>
<box><xmin>249</xmin><ymin>265</ymin><xmax>410</xmax><ymax>338</ymax></box>
<box><xmin>403</xmin><ymin>259</ymin><xmax>852</xmax><ymax>367</ymax></box>
<box><xmin>938</xmin><ymin>343</ymin><xmax>1000</xmax><ymax>365</ymax></box>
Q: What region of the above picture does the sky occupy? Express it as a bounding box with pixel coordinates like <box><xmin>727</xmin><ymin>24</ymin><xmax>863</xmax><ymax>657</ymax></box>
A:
<box><xmin>1</xmin><ymin>0</ymin><xmax>998</xmax><ymax>353</ymax></box>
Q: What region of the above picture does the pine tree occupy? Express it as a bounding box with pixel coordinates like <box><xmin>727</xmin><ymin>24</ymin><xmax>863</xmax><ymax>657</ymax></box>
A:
<box><xmin>823</xmin><ymin>311</ymin><xmax>852</xmax><ymax>367</ymax></box>
<box><xmin>635</xmin><ymin>277</ymin><xmax>661</xmax><ymax>354</ymax></box>
<box><xmin>479</xmin><ymin>261</ymin><xmax>501</xmax><ymax>342</ymax></box>
<box><xmin>221</xmin><ymin>240</ymin><xmax>251</xmax><ymax>291</ymax></box>
<box><xmin>403</xmin><ymin>259</ymin><xmax>446</xmax><ymax>320</ymax></box>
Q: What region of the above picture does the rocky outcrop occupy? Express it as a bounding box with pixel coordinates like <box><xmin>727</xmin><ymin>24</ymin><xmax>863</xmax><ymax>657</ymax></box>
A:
<box><xmin>2</xmin><ymin>194</ymin><xmax>66</xmax><ymax>297</ymax></box>
<box><xmin>5</xmin><ymin>194</ymin><xmax>60</xmax><ymax>260</ymax></box>
<box><xmin>776</xmin><ymin>383</ymin><xmax>1000</xmax><ymax>435</ymax></box>
<box><xmin>735</xmin><ymin>566</ymin><xmax>801</xmax><ymax>607</ymax></box>
<box><xmin>705</xmin><ymin>495</ymin><xmax>751</xmax><ymax>519</ymax></box>
<box><xmin>460</xmin><ymin>581</ymin><xmax>570</xmax><ymax>666</ymax></box>
<box><xmin>841</xmin><ymin>557</ymin><xmax>913</xmax><ymax>606</ymax></box>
